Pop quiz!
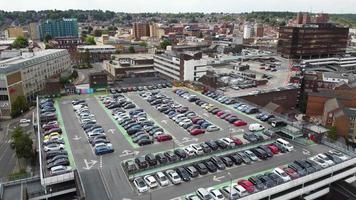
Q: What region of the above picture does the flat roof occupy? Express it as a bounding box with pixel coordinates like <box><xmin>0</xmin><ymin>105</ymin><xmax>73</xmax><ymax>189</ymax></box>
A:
<box><xmin>0</xmin><ymin>49</ymin><xmax>68</xmax><ymax>74</ymax></box>
<box><xmin>77</xmin><ymin>45</ymin><xmax>115</xmax><ymax>49</ymax></box>
<box><xmin>113</xmin><ymin>53</ymin><xmax>154</xmax><ymax>60</ymax></box>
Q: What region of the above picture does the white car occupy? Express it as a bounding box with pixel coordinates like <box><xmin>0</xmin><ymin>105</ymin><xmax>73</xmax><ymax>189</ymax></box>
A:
<box><xmin>328</xmin><ymin>150</ymin><xmax>349</xmax><ymax>161</ymax></box>
<box><xmin>207</xmin><ymin>187</ymin><xmax>225</xmax><ymax>200</ymax></box>
<box><xmin>165</xmin><ymin>170</ymin><xmax>181</xmax><ymax>185</ymax></box>
<box><xmin>189</xmin><ymin>144</ymin><xmax>204</xmax><ymax>155</ymax></box>
<box><xmin>249</xmin><ymin>123</ymin><xmax>265</xmax><ymax>132</ymax></box>
<box><xmin>43</xmin><ymin>144</ymin><xmax>65</xmax><ymax>152</ymax></box>
<box><xmin>273</xmin><ymin>167</ymin><xmax>291</xmax><ymax>182</ymax></box>
<box><xmin>155</xmin><ymin>172</ymin><xmax>170</xmax><ymax>186</ymax></box>
<box><xmin>184</xmin><ymin>146</ymin><xmax>195</xmax><ymax>157</ymax></box>
<box><xmin>19</xmin><ymin>119</ymin><xmax>31</xmax><ymax>124</ymax></box>
<box><xmin>220</xmin><ymin>138</ymin><xmax>235</xmax><ymax>147</ymax></box>
<box><xmin>94</xmin><ymin>142</ymin><xmax>112</xmax><ymax>149</ymax></box>
<box><xmin>179</xmin><ymin>119</ymin><xmax>192</xmax><ymax>126</ymax></box>
<box><xmin>133</xmin><ymin>177</ymin><xmax>149</xmax><ymax>193</ymax></box>
<box><xmin>206</xmin><ymin>125</ymin><xmax>220</xmax><ymax>132</ymax></box>
<box><xmin>316</xmin><ymin>154</ymin><xmax>335</xmax><ymax>166</ymax></box>
<box><xmin>143</xmin><ymin>175</ymin><xmax>158</xmax><ymax>188</ymax></box>
<box><xmin>50</xmin><ymin>165</ymin><xmax>72</xmax><ymax>176</ymax></box>
<box><xmin>233</xmin><ymin>184</ymin><xmax>248</xmax><ymax>197</ymax></box>
<box><xmin>309</xmin><ymin>156</ymin><xmax>329</xmax><ymax>168</ymax></box>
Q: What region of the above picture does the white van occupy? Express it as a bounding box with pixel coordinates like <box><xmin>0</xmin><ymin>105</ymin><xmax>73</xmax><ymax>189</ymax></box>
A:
<box><xmin>276</xmin><ymin>138</ymin><xmax>293</xmax><ymax>152</ymax></box>
<box><xmin>248</xmin><ymin>123</ymin><xmax>265</xmax><ymax>132</ymax></box>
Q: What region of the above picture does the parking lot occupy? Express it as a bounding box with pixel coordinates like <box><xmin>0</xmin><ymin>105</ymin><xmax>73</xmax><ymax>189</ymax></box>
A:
<box><xmin>53</xmin><ymin>87</ymin><xmax>344</xmax><ymax>200</ymax></box>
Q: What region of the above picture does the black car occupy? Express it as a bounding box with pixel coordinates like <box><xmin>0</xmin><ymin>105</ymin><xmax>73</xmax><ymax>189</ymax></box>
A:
<box><xmin>228</xmin><ymin>153</ymin><xmax>243</xmax><ymax>165</ymax></box>
<box><xmin>258</xmin><ymin>145</ymin><xmax>273</xmax><ymax>158</ymax></box>
<box><xmin>164</xmin><ymin>151</ymin><xmax>179</xmax><ymax>162</ymax></box>
<box><xmin>185</xmin><ymin>165</ymin><xmax>199</xmax><ymax>178</ymax></box>
<box><xmin>135</xmin><ymin>156</ymin><xmax>148</xmax><ymax>169</ymax></box>
<box><xmin>324</xmin><ymin>152</ymin><xmax>343</xmax><ymax>164</ymax></box>
<box><xmin>220</xmin><ymin>156</ymin><xmax>234</xmax><ymax>167</ymax></box>
<box><xmin>204</xmin><ymin>160</ymin><xmax>218</xmax><ymax>173</ymax></box>
<box><xmin>45</xmin><ymin>150</ymin><xmax>68</xmax><ymax>159</ymax></box>
<box><xmin>194</xmin><ymin>162</ymin><xmax>209</xmax><ymax>175</ymax></box>
<box><xmin>215</xmin><ymin>139</ymin><xmax>228</xmax><ymax>149</ymax></box>
<box><xmin>46</xmin><ymin>155</ymin><xmax>68</xmax><ymax>164</ymax></box>
<box><xmin>257</xmin><ymin>175</ymin><xmax>276</xmax><ymax>188</ymax></box>
<box><xmin>210</xmin><ymin>156</ymin><xmax>226</xmax><ymax>170</ymax></box>
<box><xmin>47</xmin><ymin>158</ymin><xmax>69</xmax><ymax>169</ymax></box>
<box><xmin>124</xmin><ymin>160</ymin><xmax>137</xmax><ymax>173</ymax></box>
<box><xmin>266</xmin><ymin>172</ymin><xmax>284</xmax><ymax>185</ymax></box>
<box><xmin>294</xmin><ymin>160</ymin><xmax>316</xmax><ymax>174</ymax></box>
<box><xmin>176</xmin><ymin>167</ymin><xmax>191</xmax><ymax>182</ymax></box>
<box><xmin>145</xmin><ymin>153</ymin><xmax>157</xmax><ymax>166</ymax></box>
<box><xmin>237</xmin><ymin>152</ymin><xmax>251</xmax><ymax>164</ymax></box>
<box><xmin>288</xmin><ymin>162</ymin><xmax>307</xmax><ymax>176</ymax></box>
<box><xmin>199</xmin><ymin>143</ymin><xmax>212</xmax><ymax>154</ymax></box>
<box><xmin>137</xmin><ymin>138</ymin><xmax>153</xmax><ymax>146</ymax></box>
<box><xmin>243</xmin><ymin>133</ymin><xmax>258</xmax><ymax>143</ymax></box>
<box><xmin>205</xmin><ymin>140</ymin><xmax>219</xmax><ymax>151</ymax></box>
<box><xmin>155</xmin><ymin>153</ymin><xmax>168</xmax><ymax>164</ymax></box>
<box><xmin>251</xmin><ymin>148</ymin><xmax>268</xmax><ymax>160</ymax></box>
<box><xmin>174</xmin><ymin>149</ymin><xmax>188</xmax><ymax>159</ymax></box>
<box><xmin>248</xmin><ymin>176</ymin><xmax>267</xmax><ymax>191</ymax></box>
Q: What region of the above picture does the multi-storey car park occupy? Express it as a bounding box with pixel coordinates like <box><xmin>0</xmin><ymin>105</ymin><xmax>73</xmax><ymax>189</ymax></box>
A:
<box><xmin>2</xmin><ymin>86</ymin><xmax>355</xmax><ymax>200</ymax></box>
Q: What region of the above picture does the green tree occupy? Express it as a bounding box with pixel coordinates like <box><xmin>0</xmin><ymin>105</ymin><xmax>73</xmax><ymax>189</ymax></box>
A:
<box><xmin>128</xmin><ymin>46</ymin><xmax>135</xmax><ymax>53</ymax></box>
<box><xmin>93</xmin><ymin>29</ymin><xmax>103</xmax><ymax>37</ymax></box>
<box><xmin>85</xmin><ymin>36</ymin><xmax>96</xmax><ymax>45</ymax></box>
<box><xmin>138</xmin><ymin>41</ymin><xmax>147</xmax><ymax>47</ymax></box>
<box><xmin>12</xmin><ymin>36</ymin><xmax>29</xmax><ymax>49</ymax></box>
<box><xmin>160</xmin><ymin>39</ymin><xmax>172</xmax><ymax>50</ymax></box>
<box><xmin>11</xmin><ymin>96</ymin><xmax>28</xmax><ymax>118</ymax></box>
<box><xmin>11</xmin><ymin>126</ymin><xmax>34</xmax><ymax>169</ymax></box>
<box><xmin>327</xmin><ymin>126</ymin><xmax>338</xmax><ymax>142</ymax></box>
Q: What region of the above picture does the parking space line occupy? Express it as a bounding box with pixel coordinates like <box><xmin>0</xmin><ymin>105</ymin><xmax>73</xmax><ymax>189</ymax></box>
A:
<box><xmin>54</xmin><ymin>100</ymin><xmax>77</xmax><ymax>169</ymax></box>
<box><xmin>95</xmin><ymin>96</ymin><xmax>140</xmax><ymax>149</ymax></box>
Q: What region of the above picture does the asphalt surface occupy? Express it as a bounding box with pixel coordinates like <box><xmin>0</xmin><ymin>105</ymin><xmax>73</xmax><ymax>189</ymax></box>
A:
<box><xmin>55</xmin><ymin>88</ymin><xmax>335</xmax><ymax>200</ymax></box>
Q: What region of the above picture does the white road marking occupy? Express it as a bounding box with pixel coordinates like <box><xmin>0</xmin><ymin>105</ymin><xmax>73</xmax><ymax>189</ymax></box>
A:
<box><xmin>82</xmin><ymin>159</ymin><xmax>98</xmax><ymax>170</ymax></box>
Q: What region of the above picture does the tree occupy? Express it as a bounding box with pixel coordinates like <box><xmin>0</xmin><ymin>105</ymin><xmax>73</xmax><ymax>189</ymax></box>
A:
<box><xmin>11</xmin><ymin>96</ymin><xmax>28</xmax><ymax>118</ymax></box>
<box><xmin>44</xmin><ymin>34</ymin><xmax>52</xmax><ymax>43</ymax></box>
<box><xmin>12</xmin><ymin>36</ymin><xmax>29</xmax><ymax>49</ymax></box>
<box><xmin>128</xmin><ymin>46</ymin><xmax>135</xmax><ymax>53</ymax></box>
<box><xmin>327</xmin><ymin>126</ymin><xmax>338</xmax><ymax>142</ymax></box>
<box><xmin>11</xmin><ymin>126</ymin><xmax>34</xmax><ymax>169</ymax></box>
<box><xmin>138</xmin><ymin>41</ymin><xmax>147</xmax><ymax>47</ymax></box>
<box><xmin>85</xmin><ymin>36</ymin><xmax>96</xmax><ymax>45</ymax></box>
<box><xmin>160</xmin><ymin>39</ymin><xmax>172</xmax><ymax>50</ymax></box>
<box><xmin>93</xmin><ymin>29</ymin><xmax>103</xmax><ymax>37</ymax></box>
<box><xmin>82</xmin><ymin>49</ymin><xmax>91</xmax><ymax>68</ymax></box>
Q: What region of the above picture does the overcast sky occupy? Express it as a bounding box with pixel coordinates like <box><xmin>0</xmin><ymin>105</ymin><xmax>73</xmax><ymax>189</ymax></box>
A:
<box><xmin>2</xmin><ymin>0</ymin><xmax>356</xmax><ymax>13</ymax></box>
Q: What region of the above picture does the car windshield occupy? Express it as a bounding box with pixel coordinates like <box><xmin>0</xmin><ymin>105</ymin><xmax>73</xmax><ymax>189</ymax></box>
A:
<box><xmin>138</xmin><ymin>179</ymin><xmax>145</xmax><ymax>187</ymax></box>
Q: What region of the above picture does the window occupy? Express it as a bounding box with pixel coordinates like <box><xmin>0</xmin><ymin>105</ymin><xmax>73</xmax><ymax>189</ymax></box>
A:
<box><xmin>0</xmin><ymin>95</ymin><xmax>9</xmax><ymax>101</ymax></box>
<box><xmin>0</xmin><ymin>88</ymin><xmax>7</xmax><ymax>91</ymax></box>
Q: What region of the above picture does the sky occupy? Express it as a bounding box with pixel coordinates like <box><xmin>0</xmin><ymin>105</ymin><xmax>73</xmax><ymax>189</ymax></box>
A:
<box><xmin>1</xmin><ymin>0</ymin><xmax>356</xmax><ymax>13</ymax></box>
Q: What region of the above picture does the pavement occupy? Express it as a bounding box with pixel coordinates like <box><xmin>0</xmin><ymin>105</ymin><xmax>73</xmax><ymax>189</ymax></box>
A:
<box><xmin>52</xmin><ymin>88</ymin><xmax>336</xmax><ymax>200</ymax></box>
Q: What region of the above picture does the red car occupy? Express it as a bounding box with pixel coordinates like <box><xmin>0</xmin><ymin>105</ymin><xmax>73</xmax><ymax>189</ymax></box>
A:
<box><xmin>192</xmin><ymin>117</ymin><xmax>203</xmax><ymax>124</ymax></box>
<box><xmin>283</xmin><ymin>167</ymin><xmax>299</xmax><ymax>179</ymax></box>
<box><xmin>233</xmin><ymin>120</ymin><xmax>247</xmax><ymax>127</ymax></box>
<box><xmin>216</xmin><ymin>111</ymin><xmax>225</xmax><ymax>116</ymax></box>
<box><xmin>268</xmin><ymin>144</ymin><xmax>280</xmax><ymax>154</ymax></box>
<box><xmin>237</xmin><ymin>179</ymin><xmax>255</xmax><ymax>193</ymax></box>
<box><xmin>190</xmin><ymin>129</ymin><xmax>205</xmax><ymax>135</ymax></box>
<box><xmin>231</xmin><ymin>137</ymin><xmax>243</xmax><ymax>146</ymax></box>
<box><xmin>156</xmin><ymin>134</ymin><xmax>173</xmax><ymax>142</ymax></box>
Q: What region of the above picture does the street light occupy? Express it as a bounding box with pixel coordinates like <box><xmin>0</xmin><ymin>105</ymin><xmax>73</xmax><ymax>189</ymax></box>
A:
<box><xmin>228</xmin><ymin>172</ymin><xmax>232</xmax><ymax>200</ymax></box>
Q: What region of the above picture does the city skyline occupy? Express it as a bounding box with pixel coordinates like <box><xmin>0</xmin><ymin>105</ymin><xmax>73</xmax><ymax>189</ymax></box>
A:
<box><xmin>2</xmin><ymin>0</ymin><xmax>356</xmax><ymax>13</ymax></box>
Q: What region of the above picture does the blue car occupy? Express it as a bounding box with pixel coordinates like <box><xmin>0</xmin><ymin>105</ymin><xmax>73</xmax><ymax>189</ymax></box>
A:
<box><xmin>94</xmin><ymin>143</ymin><xmax>114</xmax><ymax>155</ymax></box>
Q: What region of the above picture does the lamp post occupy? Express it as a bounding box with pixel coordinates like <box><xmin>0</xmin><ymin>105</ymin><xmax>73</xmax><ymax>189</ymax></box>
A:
<box><xmin>228</xmin><ymin>172</ymin><xmax>232</xmax><ymax>199</ymax></box>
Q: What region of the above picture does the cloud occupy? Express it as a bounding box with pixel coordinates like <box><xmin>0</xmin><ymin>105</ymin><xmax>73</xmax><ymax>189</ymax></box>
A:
<box><xmin>1</xmin><ymin>0</ymin><xmax>355</xmax><ymax>13</ymax></box>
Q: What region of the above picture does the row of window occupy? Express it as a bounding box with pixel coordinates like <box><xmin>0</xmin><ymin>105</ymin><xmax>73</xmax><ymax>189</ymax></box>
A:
<box><xmin>0</xmin><ymin>95</ymin><xmax>9</xmax><ymax>101</ymax></box>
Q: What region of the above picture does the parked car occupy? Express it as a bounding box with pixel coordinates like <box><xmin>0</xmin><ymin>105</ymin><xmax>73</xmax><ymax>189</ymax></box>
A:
<box><xmin>133</xmin><ymin>177</ymin><xmax>149</xmax><ymax>193</ymax></box>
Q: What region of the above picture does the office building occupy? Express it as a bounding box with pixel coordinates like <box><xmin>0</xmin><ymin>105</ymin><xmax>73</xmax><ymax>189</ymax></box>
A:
<box><xmin>154</xmin><ymin>51</ymin><xmax>212</xmax><ymax>81</ymax></box>
<box><xmin>278</xmin><ymin>23</ymin><xmax>349</xmax><ymax>59</ymax></box>
<box><xmin>132</xmin><ymin>22</ymin><xmax>150</xmax><ymax>40</ymax></box>
<box><xmin>104</xmin><ymin>54</ymin><xmax>155</xmax><ymax>79</ymax></box>
<box><xmin>29</xmin><ymin>23</ymin><xmax>40</xmax><ymax>41</ymax></box>
<box><xmin>48</xmin><ymin>37</ymin><xmax>82</xmax><ymax>63</ymax></box>
<box><xmin>243</xmin><ymin>24</ymin><xmax>254</xmax><ymax>39</ymax></box>
<box><xmin>39</xmin><ymin>18</ymin><xmax>79</xmax><ymax>40</ymax></box>
<box><xmin>4</xmin><ymin>27</ymin><xmax>24</xmax><ymax>39</ymax></box>
<box><xmin>254</xmin><ymin>24</ymin><xmax>264</xmax><ymax>37</ymax></box>
<box><xmin>77</xmin><ymin>45</ymin><xmax>116</xmax><ymax>62</ymax></box>
<box><xmin>149</xmin><ymin>23</ymin><xmax>165</xmax><ymax>38</ymax></box>
<box><xmin>0</xmin><ymin>50</ymin><xmax>71</xmax><ymax>118</ymax></box>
